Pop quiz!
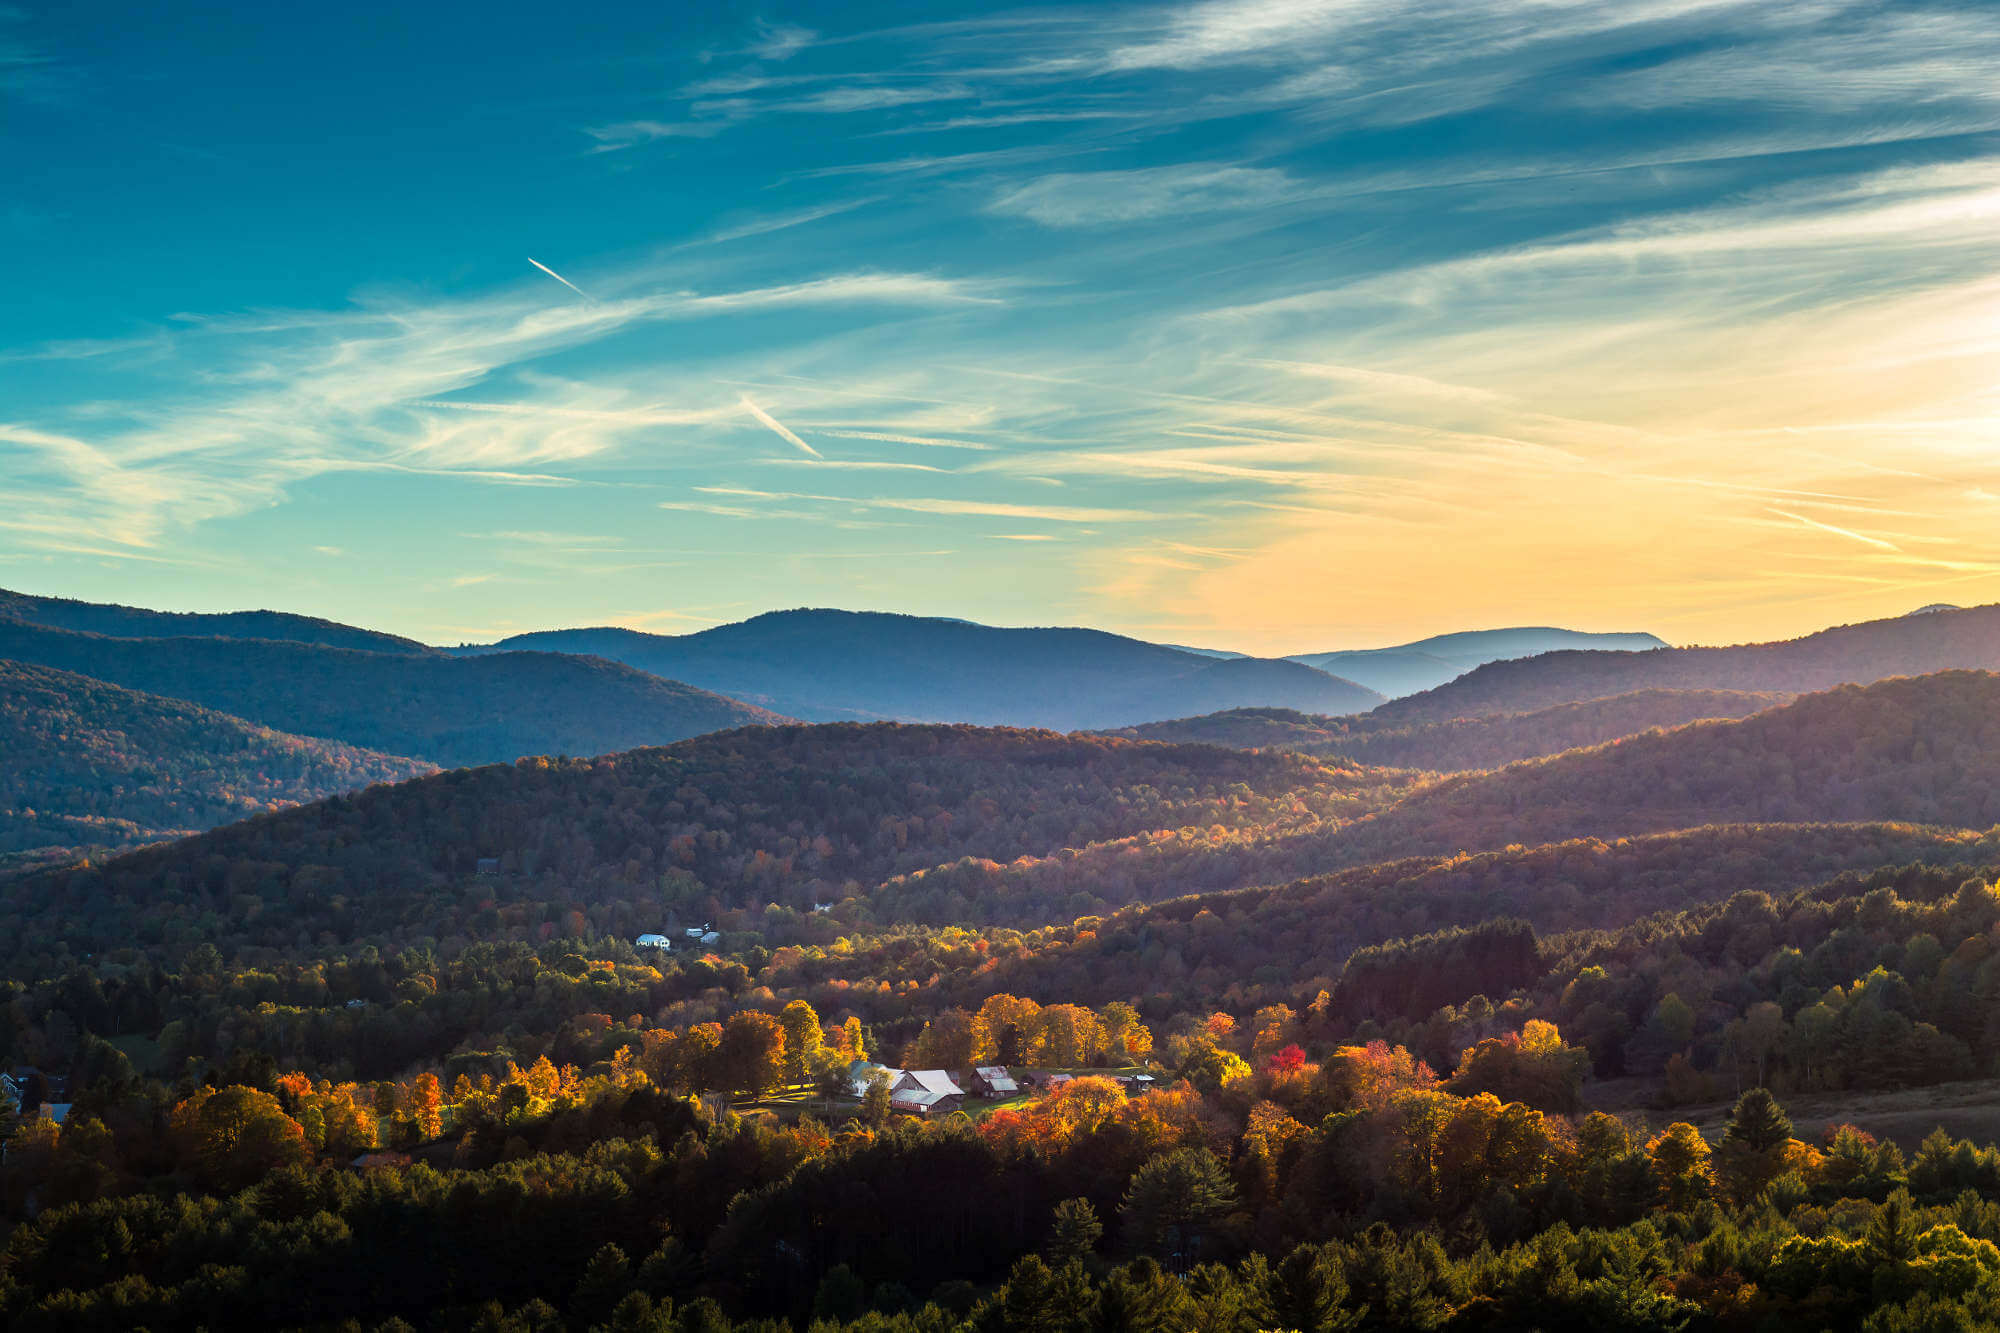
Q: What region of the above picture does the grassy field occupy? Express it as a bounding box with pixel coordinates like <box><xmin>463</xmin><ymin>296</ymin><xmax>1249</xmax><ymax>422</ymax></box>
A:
<box><xmin>1590</xmin><ymin>1075</ymin><xmax>2000</xmax><ymax>1151</ymax></box>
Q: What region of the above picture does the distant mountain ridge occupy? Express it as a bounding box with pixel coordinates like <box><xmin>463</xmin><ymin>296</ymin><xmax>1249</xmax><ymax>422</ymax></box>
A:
<box><xmin>1376</xmin><ymin>602</ymin><xmax>2000</xmax><ymax>723</ymax></box>
<box><xmin>455</xmin><ymin>608</ymin><xmax>1385</xmax><ymax>729</ymax></box>
<box><xmin>1287</xmin><ymin>626</ymin><xmax>1668</xmax><ymax>698</ymax></box>
<box><xmin>0</xmin><ymin>586</ymin><xmax>429</xmax><ymax>655</ymax></box>
<box><xmin>1106</xmin><ymin>687</ymin><xmax>1789</xmax><ymax>771</ymax></box>
<box><xmin>0</xmin><ymin>618</ymin><xmax>786</xmax><ymax>768</ymax></box>
<box><xmin>0</xmin><ymin>657</ymin><xmax>433</xmax><ymax>864</ymax></box>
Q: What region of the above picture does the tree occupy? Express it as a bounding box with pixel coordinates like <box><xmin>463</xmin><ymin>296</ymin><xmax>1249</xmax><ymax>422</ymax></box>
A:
<box><xmin>812</xmin><ymin>1264</ymin><xmax>866</xmax><ymax>1323</ymax></box>
<box><xmin>571</xmin><ymin>1242</ymin><xmax>631</xmax><ymax>1327</ymax></box>
<box><xmin>995</xmin><ymin>1254</ymin><xmax>1092</xmax><ymax>1333</ymax></box>
<box><xmin>171</xmin><ymin>1086</ymin><xmax>310</xmax><ymax>1192</ymax></box>
<box><xmin>861</xmin><ymin>1071</ymin><xmax>893</xmax><ymax>1126</ymax></box>
<box><xmin>973</xmin><ymin>994</ymin><xmax>1043</xmax><ymax>1066</ymax></box>
<box><xmin>1121</xmin><ymin>1148</ymin><xmax>1238</xmax><ymax>1270</ymax></box>
<box><xmin>716</xmin><ymin>1011</ymin><xmax>786</xmax><ymax>1097</ymax></box>
<box><xmin>1648</xmin><ymin>1122</ymin><xmax>1713</xmax><ymax>1212</ymax></box>
<box><xmin>407</xmin><ymin>1072</ymin><xmax>444</xmax><ymax>1140</ymax></box>
<box><xmin>1724</xmin><ymin>1087</ymin><xmax>1792</xmax><ymax>1154</ymax></box>
<box><xmin>1179</xmin><ymin>1043</ymin><xmax>1252</xmax><ymax>1095</ymax></box>
<box><xmin>913</xmin><ymin>1007</ymin><xmax>974</xmax><ymax>1070</ymax></box>
<box><xmin>778</xmin><ymin>1000</ymin><xmax>825</xmax><ymax>1085</ymax></box>
<box><xmin>1267</xmin><ymin>1243</ymin><xmax>1359</xmax><ymax>1333</ymax></box>
<box><xmin>1046</xmin><ymin>1197</ymin><xmax>1103</xmax><ymax>1266</ymax></box>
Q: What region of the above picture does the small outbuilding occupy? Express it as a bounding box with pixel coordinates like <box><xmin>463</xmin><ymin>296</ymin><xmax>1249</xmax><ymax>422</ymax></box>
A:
<box><xmin>971</xmin><ymin>1066</ymin><xmax>1020</xmax><ymax>1098</ymax></box>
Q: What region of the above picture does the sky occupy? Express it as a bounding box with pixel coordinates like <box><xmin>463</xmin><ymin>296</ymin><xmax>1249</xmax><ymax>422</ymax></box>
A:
<box><xmin>3</xmin><ymin>0</ymin><xmax>1999</xmax><ymax>656</ymax></box>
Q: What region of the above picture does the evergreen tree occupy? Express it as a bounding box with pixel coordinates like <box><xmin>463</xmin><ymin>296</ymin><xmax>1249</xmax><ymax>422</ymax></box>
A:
<box><xmin>1268</xmin><ymin>1244</ymin><xmax>1359</xmax><ymax>1333</ymax></box>
<box><xmin>1724</xmin><ymin>1088</ymin><xmax>1793</xmax><ymax>1154</ymax></box>
<box><xmin>1121</xmin><ymin>1148</ymin><xmax>1238</xmax><ymax>1271</ymax></box>
<box><xmin>1048</xmin><ymin>1197</ymin><xmax>1104</xmax><ymax>1266</ymax></box>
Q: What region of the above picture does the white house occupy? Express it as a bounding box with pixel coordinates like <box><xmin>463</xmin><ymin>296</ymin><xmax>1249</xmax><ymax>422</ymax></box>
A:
<box><xmin>635</xmin><ymin>933</ymin><xmax>672</xmax><ymax>950</ymax></box>
<box><xmin>699</xmin><ymin>931</ymin><xmax>721</xmax><ymax>946</ymax></box>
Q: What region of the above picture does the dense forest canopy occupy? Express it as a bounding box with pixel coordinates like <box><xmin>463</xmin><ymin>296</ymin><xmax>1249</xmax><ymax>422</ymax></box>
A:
<box><xmin>11</xmin><ymin>593</ymin><xmax>2000</xmax><ymax>1331</ymax></box>
<box><xmin>1335</xmin><ymin>672</ymin><xmax>2000</xmax><ymax>862</ymax></box>
<box><xmin>0</xmin><ymin>725</ymin><xmax>1410</xmax><ymax>972</ymax></box>
<box><xmin>0</xmin><ymin>659</ymin><xmax>432</xmax><ymax>867</ymax></box>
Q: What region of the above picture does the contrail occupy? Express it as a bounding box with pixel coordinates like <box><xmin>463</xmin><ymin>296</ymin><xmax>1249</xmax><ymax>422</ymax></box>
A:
<box><xmin>527</xmin><ymin>257</ymin><xmax>590</xmax><ymax>299</ymax></box>
<box><xmin>739</xmin><ymin>394</ymin><xmax>822</xmax><ymax>458</ymax></box>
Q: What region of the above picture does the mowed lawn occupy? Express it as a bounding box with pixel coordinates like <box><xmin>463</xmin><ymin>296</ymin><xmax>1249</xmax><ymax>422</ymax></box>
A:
<box><xmin>1591</xmin><ymin>1075</ymin><xmax>2000</xmax><ymax>1152</ymax></box>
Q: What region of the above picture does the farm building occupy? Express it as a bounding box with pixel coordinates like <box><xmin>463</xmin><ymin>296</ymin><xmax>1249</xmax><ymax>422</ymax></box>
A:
<box><xmin>971</xmin><ymin>1066</ymin><xmax>1019</xmax><ymax>1098</ymax></box>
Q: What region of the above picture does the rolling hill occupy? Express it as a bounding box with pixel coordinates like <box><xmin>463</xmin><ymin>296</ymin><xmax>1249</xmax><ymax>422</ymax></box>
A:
<box><xmin>453</xmin><ymin>608</ymin><xmax>1384</xmax><ymax>728</ymax></box>
<box><xmin>1340</xmin><ymin>670</ymin><xmax>2000</xmax><ymax>861</ymax></box>
<box><xmin>0</xmin><ymin>658</ymin><xmax>433</xmax><ymax>863</ymax></box>
<box><xmin>3</xmin><ymin>725</ymin><xmax>1402</xmax><ymax>959</ymax></box>
<box><xmin>1377</xmin><ymin>601</ymin><xmax>2000</xmax><ymax>723</ymax></box>
<box><xmin>965</xmin><ymin>822</ymin><xmax>2000</xmax><ymax>1013</ymax></box>
<box><xmin>1287</xmin><ymin>626</ymin><xmax>1666</xmax><ymax>698</ymax></box>
<box><xmin>1106</xmin><ymin>687</ymin><xmax>1788</xmax><ymax>770</ymax></box>
<box><xmin>0</xmin><ymin>618</ymin><xmax>786</xmax><ymax>768</ymax></box>
<box><xmin>0</xmin><ymin>585</ymin><xmax>427</xmax><ymax>654</ymax></box>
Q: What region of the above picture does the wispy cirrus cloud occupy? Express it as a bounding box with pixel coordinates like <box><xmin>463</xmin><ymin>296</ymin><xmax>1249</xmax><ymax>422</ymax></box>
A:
<box><xmin>989</xmin><ymin>164</ymin><xmax>1307</xmax><ymax>226</ymax></box>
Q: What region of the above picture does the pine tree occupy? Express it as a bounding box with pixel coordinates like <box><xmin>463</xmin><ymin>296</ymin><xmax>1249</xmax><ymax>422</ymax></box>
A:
<box><xmin>1046</xmin><ymin>1197</ymin><xmax>1103</xmax><ymax>1266</ymax></box>
<box><xmin>1723</xmin><ymin>1088</ymin><xmax>1792</xmax><ymax>1154</ymax></box>
<box><xmin>1121</xmin><ymin>1148</ymin><xmax>1238</xmax><ymax>1270</ymax></box>
<box><xmin>1268</xmin><ymin>1244</ymin><xmax>1358</xmax><ymax>1333</ymax></box>
<box><xmin>571</xmin><ymin>1243</ymin><xmax>631</xmax><ymax>1327</ymax></box>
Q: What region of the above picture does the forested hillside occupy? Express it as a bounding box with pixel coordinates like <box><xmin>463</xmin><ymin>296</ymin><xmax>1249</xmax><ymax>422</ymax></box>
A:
<box><xmin>0</xmin><ymin>619</ymin><xmax>785</xmax><ymax>768</ymax></box>
<box><xmin>1379</xmin><ymin>601</ymin><xmax>2000</xmax><ymax>722</ymax></box>
<box><xmin>0</xmin><ymin>659</ymin><xmax>431</xmax><ymax>864</ymax></box>
<box><xmin>1339</xmin><ymin>671</ymin><xmax>2000</xmax><ymax>861</ymax></box>
<box><xmin>462</xmin><ymin>608</ymin><xmax>1385</xmax><ymax>727</ymax></box>
<box><xmin>0</xmin><ymin>586</ymin><xmax>426</xmax><ymax>654</ymax></box>
<box><xmin>2</xmin><ymin>725</ymin><xmax>1408</xmax><ymax>967</ymax></box>
<box><xmin>1110</xmin><ymin>687</ymin><xmax>1787</xmax><ymax>770</ymax></box>
<box><xmin>951</xmin><ymin>822</ymin><xmax>2000</xmax><ymax>1014</ymax></box>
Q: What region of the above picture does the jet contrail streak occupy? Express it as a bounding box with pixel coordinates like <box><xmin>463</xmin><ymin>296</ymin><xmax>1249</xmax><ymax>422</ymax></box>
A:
<box><xmin>739</xmin><ymin>394</ymin><xmax>823</xmax><ymax>458</ymax></box>
<box><xmin>527</xmin><ymin>257</ymin><xmax>590</xmax><ymax>299</ymax></box>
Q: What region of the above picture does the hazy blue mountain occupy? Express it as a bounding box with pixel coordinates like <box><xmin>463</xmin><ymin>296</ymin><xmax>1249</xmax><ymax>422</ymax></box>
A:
<box><xmin>0</xmin><ymin>586</ymin><xmax>428</xmax><ymax>655</ymax></box>
<box><xmin>1378</xmin><ymin>602</ymin><xmax>2000</xmax><ymax>724</ymax></box>
<box><xmin>1104</xmin><ymin>687</ymin><xmax>1788</xmax><ymax>771</ymax></box>
<box><xmin>1288</xmin><ymin>626</ymin><xmax>1667</xmax><ymax>698</ymax></box>
<box><xmin>0</xmin><ymin>618</ymin><xmax>786</xmax><ymax>768</ymax></box>
<box><xmin>457</xmin><ymin>608</ymin><xmax>1384</xmax><ymax>729</ymax></box>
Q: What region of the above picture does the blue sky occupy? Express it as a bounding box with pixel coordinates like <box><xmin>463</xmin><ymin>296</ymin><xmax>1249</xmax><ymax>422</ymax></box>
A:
<box><xmin>5</xmin><ymin>0</ymin><xmax>1999</xmax><ymax>653</ymax></box>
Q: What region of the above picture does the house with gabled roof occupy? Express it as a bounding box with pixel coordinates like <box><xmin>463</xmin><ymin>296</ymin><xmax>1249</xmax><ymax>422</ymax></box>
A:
<box><xmin>971</xmin><ymin>1066</ymin><xmax>1019</xmax><ymax>1098</ymax></box>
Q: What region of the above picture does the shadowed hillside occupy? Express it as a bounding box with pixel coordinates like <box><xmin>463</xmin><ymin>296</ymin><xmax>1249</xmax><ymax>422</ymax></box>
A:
<box><xmin>1107</xmin><ymin>687</ymin><xmax>1788</xmax><ymax>770</ymax></box>
<box><xmin>3</xmin><ymin>725</ymin><xmax>1403</xmax><ymax>960</ymax></box>
<box><xmin>457</xmin><ymin>608</ymin><xmax>1384</xmax><ymax>728</ymax></box>
<box><xmin>1379</xmin><ymin>602</ymin><xmax>2000</xmax><ymax>723</ymax></box>
<box><xmin>0</xmin><ymin>659</ymin><xmax>433</xmax><ymax>863</ymax></box>
<box><xmin>1343</xmin><ymin>671</ymin><xmax>2000</xmax><ymax>861</ymax></box>
<box><xmin>963</xmin><ymin>823</ymin><xmax>2000</xmax><ymax>1012</ymax></box>
<box><xmin>0</xmin><ymin>619</ymin><xmax>785</xmax><ymax>768</ymax></box>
